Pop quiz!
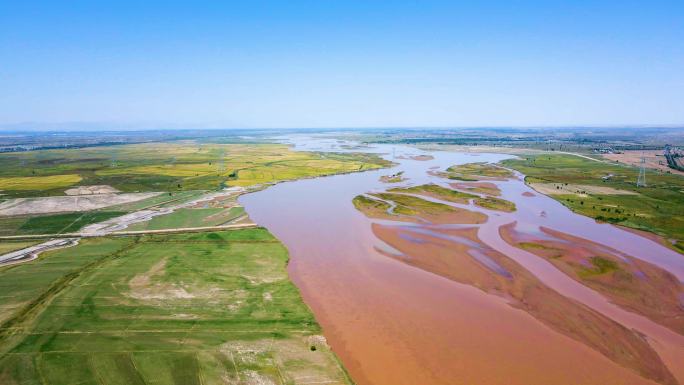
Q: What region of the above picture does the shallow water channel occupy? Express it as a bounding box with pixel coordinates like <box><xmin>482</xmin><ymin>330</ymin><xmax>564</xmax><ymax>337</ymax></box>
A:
<box><xmin>240</xmin><ymin>136</ymin><xmax>684</xmax><ymax>385</ymax></box>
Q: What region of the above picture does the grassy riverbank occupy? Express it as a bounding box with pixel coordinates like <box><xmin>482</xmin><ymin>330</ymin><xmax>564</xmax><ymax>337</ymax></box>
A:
<box><xmin>0</xmin><ymin>228</ymin><xmax>352</xmax><ymax>385</ymax></box>
<box><xmin>502</xmin><ymin>154</ymin><xmax>684</xmax><ymax>251</ymax></box>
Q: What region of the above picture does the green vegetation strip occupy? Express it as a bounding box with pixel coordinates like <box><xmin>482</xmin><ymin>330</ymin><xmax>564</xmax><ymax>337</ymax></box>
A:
<box><xmin>503</xmin><ymin>154</ymin><xmax>684</xmax><ymax>250</ymax></box>
<box><xmin>578</xmin><ymin>256</ymin><xmax>620</xmax><ymax>278</ymax></box>
<box><xmin>0</xmin><ymin>229</ymin><xmax>352</xmax><ymax>385</ymax></box>
<box><xmin>373</xmin><ymin>192</ymin><xmax>458</xmax><ymax>216</ymax></box>
<box><xmin>389</xmin><ymin>184</ymin><xmax>516</xmax><ymax>212</ymax></box>
<box><xmin>18</xmin><ymin>211</ymin><xmax>126</xmax><ymax>234</ymax></box>
<box><xmin>0</xmin><ymin>241</ymin><xmax>41</xmax><ymax>255</ymax></box>
<box><xmin>127</xmin><ymin>207</ymin><xmax>245</xmax><ymax>231</ymax></box>
<box><xmin>445</xmin><ymin>162</ymin><xmax>513</xmax><ymax>180</ymax></box>
<box><xmin>474</xmin><ymin>196</ymin><xmax>516</xmax><ymax>212</ymax></box>
<box><xmin>389</xmin><ymin>184</ymin><xmax>477</xmax><ymax>203</ymax></box>
<box><xmin>352</xmin><ymin>195</ymin><xmax>392</xmax><ymax>214</ymax></box>
<box><xmin>0</xmin><ymin>211</ymin><xmax>127</xmax><ymax>237</ymax></box>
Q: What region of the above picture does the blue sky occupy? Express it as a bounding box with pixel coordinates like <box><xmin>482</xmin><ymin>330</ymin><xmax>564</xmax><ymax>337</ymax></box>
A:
<box><xmin>1</xmin><ymin>1</ymin><xmax>683</xmax><ymax>129</ymax></box>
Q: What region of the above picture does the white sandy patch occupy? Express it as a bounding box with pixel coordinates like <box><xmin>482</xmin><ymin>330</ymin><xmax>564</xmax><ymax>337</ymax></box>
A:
<box><xmin>241</xmin><ymin>274</ymin><xmax>285</xmax><ymax>284</ymax></box>
<box><xmin>128</xmin><ymin>258</ymin><xmax>196</xmax><ymax>300</ymax></box>
<box><xmin>228</xmin><ymin>300</ymin><xmax>244</xmax><ymax>312</ymax></box>
<box><xmin>65</xmin><ymin>185</ymin><xmax>120</xmax><ymax>195</ymax></box>
<box><xmin>0</xmin><ymin>192</ymin><xmax>161</xmax><ymax>216</ymax></box>
<box><xmin>529</xmin><ymin>183</ymin><xmax>638</xmax><ymax>196</ymax></box>
<box><xmin>220</xmin><ymin>336</ymin><xmax>345</xmax><ymax>385</ymax></box>
<box><xmin>243</xmin><ymin>370</ymin><xmax>277</xmax><ymax>385</ymax></box>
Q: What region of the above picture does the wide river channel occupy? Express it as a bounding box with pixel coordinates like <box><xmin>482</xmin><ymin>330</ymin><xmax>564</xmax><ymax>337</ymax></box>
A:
<box><xmin>240</xmin><ymin>135</ymin><xmax>684</xmax><ymax>385</ymax></box>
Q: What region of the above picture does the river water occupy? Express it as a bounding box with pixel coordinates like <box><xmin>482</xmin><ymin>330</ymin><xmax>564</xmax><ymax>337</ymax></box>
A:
<box><xmin>240</xmin><ymin>135</ymin><xmax>684</xmax><ymax>385</ymax></box>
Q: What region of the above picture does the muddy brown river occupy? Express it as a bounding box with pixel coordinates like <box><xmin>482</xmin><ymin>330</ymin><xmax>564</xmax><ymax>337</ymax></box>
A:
<box><xmin>240</xmin><ymin>136</ymin><xmax>684</xmax><ymax>385</ymax></box>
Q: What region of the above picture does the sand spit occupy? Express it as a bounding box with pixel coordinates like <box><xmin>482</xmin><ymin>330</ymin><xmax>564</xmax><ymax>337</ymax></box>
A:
<box><xmin>379</xmin><ymin>171</ymin><xmax>407</xmax><ymax>183</ymax></box>
<box><xmin>387</xmin><ymin>184</ymin><xmax>515</xmax><ymax>214</ymax></box>
<box><xmin>410</xmin><ymin>155</ymin><xmax>434</xmax><ymax>161</ymax></box>
<box><xmin>449</xmin><ymin>181</ymin><xmax>502</xmax><ymax>196</ymax></box>
<box><xmin>348</xmin><ymin>168</ymin><xmax>682</xmax><ymax>385</ymax></box>
<box><xmin>500</xmin><ymin>222</ymin><xmax>684</xmax><ymax>335</ymax></box>
<box><xmin>0</xmin><ymin>192</ymin><xmax>161</xmax><ymax>216</ymax></box>
<box><xmin>395</xmin><ymin>154</ymin><xmax>435</xmax><ymax>161</ymax></box>
<box><xmin>372</xmin><ymin>223</ymin><xmax>677</xmax><ymax>385</ymax></box>
<box><xmin>357</xmin><ymin>192</ymin><xmax>487</xmax><ymax>224</ymax></box>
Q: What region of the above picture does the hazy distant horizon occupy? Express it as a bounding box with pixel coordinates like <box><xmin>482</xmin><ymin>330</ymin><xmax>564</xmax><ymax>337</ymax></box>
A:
<box><xmin>5</xmin><ymin>121</ymin><xmax>684</xmax><ymax>132</ymax></box>
<box><xmin>1</xmin><ymin>121</ymin><xmax>684</xmax><ymax>133</ymax></box>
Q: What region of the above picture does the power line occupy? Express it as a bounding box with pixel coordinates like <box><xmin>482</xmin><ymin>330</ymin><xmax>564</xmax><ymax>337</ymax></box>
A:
<box><xmin>637</xmin><ymin>152</ymin><xmax>647</xmax><ymax>187</ymax></box>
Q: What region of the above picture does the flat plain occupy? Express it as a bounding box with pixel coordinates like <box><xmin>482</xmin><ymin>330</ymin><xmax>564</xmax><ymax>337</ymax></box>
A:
<box><xmin>0</xmin><ymin>141</ymin><xmax>389</xmax><ymax>237</ymax></box>
<box><xmin>0</xmin><ymin>142</ymin><xmax>390</xmax><ymax>198</ymax></box>
<box><xmin>0</xmin><ymin>139</ymin><xmax>391</xmax><ymax>384</ymax></box>
<box><xmin>2</xmin><ymin>132</ymin><xmax>683</xmax><ymax>385</ymax></box>
<box><xmin>0</xmin><ymin>229</ymin><xmax>352</xmax><ymax>385</ymax></box>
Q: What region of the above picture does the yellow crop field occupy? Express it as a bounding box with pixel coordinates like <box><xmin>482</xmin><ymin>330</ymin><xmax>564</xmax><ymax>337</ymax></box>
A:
<box><xmin>0</xmin><ymin>142</ymin><xmax>389</xmax><ymax>196</ymax></box>
<box><xmin>96</xmin><ymin>163</ymin><xmax>219</xmax><ymax>177</ymax></box>
<box><xmin>0</xmin><ymin>174</ymin><xmax>82</xmax><ymax>191</ymax></box>
<box><xmin>230</xmin><ymin>159</ymin><xmax>370</xmax><ymax>187</ymax></box>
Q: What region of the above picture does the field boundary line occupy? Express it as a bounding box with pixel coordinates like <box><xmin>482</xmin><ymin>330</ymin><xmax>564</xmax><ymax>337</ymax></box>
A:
<box><xmin>0</xmin><ymin>223</ymin><xmax>259</xmax><ymax>240</ymax></box>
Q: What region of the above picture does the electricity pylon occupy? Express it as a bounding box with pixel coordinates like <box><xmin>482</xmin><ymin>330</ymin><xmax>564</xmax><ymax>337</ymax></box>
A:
<box><xmin>637</xmin><ymin>153</ymin><xmax>647</xmax><ymax>187</ymax></box>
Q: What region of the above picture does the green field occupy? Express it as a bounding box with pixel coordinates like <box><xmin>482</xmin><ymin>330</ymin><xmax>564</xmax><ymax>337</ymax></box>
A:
<box><xmin>0</xmin><ymin>241</ymin><xmax>40</xmax><ymax>255</ymax></box>
<box><xmin>0</xmin><ymin>229</ymin><xmax>352</xmax><ymax>385</ymax></box>
<box><xmin>0</xmin><ymin>212</ymin><xmax>126</xmax><ymax>236</ymax></box>
<box><xmin>502</xmin><ymin>154</ymin><xmax>684</xmax><ymax>250</ymax></box>
<box><xmin>127</xmin><ymin>207</ymin><xmax>246</xmax><ymax>231</ymax></box>
<box><xmin>19</xmin><ymin>212</ymin><xmax>126</xmax><ymax>234</ymax></box>
<box><xmin>0</xmin><ymin>142</ymin><xmax>390</xmax><ymax>197</ymax></box>
<box><xmin>105</xmin><ymin>191</ymin><xmax>205</xmax><ymax>212</ymax></box>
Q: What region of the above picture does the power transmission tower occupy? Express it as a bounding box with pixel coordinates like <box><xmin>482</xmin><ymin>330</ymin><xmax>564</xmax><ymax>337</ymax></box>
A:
<box><xmin>637</xmin><ymin>153</ymin><xmax>647</xmax><ymax>187</ymax></box>
<box><xmin>217</xmin><ymin>150</ymin><xmax>226</xmax><ymax>174</ymax></box>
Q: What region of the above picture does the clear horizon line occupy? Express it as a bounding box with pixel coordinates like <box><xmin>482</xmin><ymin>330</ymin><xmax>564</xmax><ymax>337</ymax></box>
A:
<box><xmin>2</xmin><ymin>122</ymin><xmax>684</xmax><ymax>132</ymax></box>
